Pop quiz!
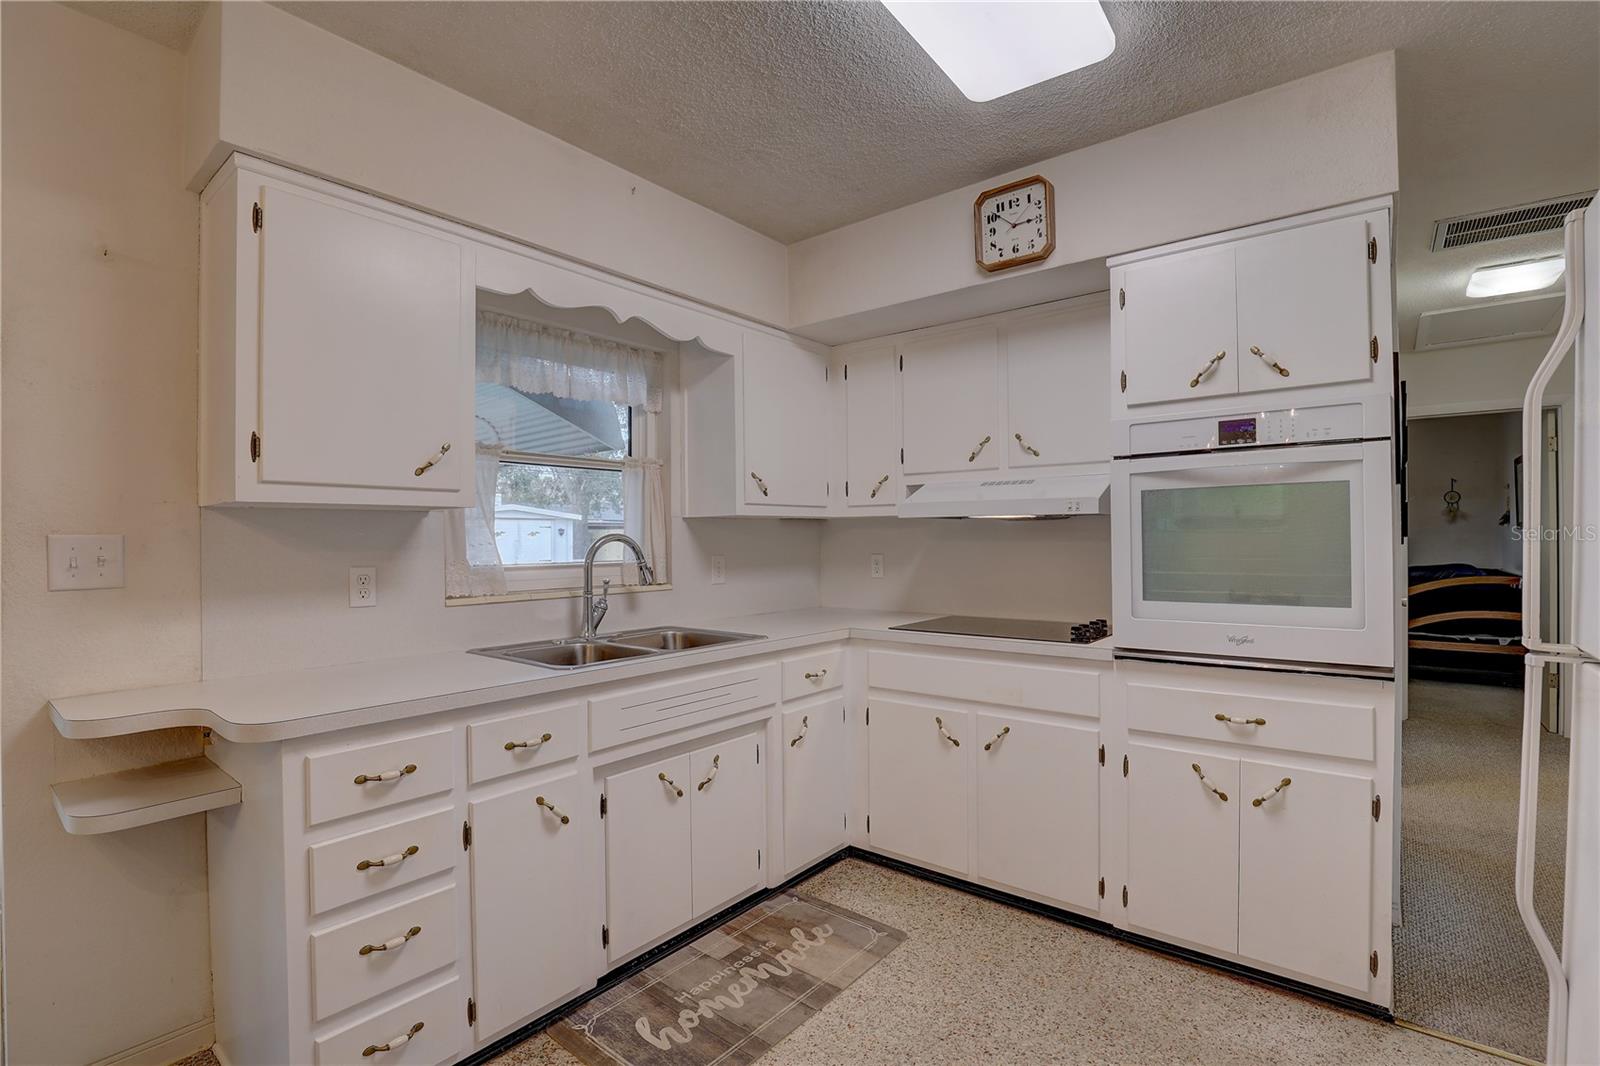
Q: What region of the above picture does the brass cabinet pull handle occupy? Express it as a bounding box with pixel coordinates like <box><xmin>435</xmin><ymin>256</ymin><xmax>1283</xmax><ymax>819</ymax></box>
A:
<box><xmin>983</xmin><ymin>725</ymin><xmax>1010</xmax><ymax>751</ymax></box>
<box><xmin>414</xmin><ymin>442</ymin><xmax>451</xmax><ymax>477</ymax></box>
<box><xmin>1191</xmin><ymin>763</ymin><xmax>1229</xmax><ymax>802</ymax></box>
<box><xmin>870</xmin><ymin>474</ymin><xmax>890</xmax><ymax>499</ymax></box>
<box><xmin>804</xmin><ymin>668</ymin><xmax>828</xmax><ymax>681</ymax></box>
<box><xmin>750</xmin><ymin>471</ymin><xmax>769</xmax><ymax>496</ymax></box>
<box><xmin>356</xmin><ymin>844</ymin><xmax>419</xmax><ymax>871</ymax></box>
<box><xmin>696</xmin><ymin>754</ymin><xmax>721</xmax><ymax>791</ymax></box>
<box><xmin>659</xmin><ymin>771</ymin><xmax>684</xmax><ymax>797</ymax></box>
<box><xmin>790</xmin><ymin>715</ymin><xmax>809</xmax><ymax>747</ymax></box>
<box><xmin>505</xmin><ymin>732</ymin><xmax>553</xmax><ymax>752</ymax></box>
<box><xmin>1013</xmin><ymin>433</ymin><xmax>1041</xmax><ymax>457</ymax></box>
<box><xmin>363</xmin><ymin>1022</ymin><xmax>424</xmax><ymax>1057</ymax></box>
<box><xmin>359</xmin><ymin>925</ymin><xmax>422</xmax><ymax>956</ymax></box>
<box><xmin>536</xmin><ymin>795</ymin><xmax>570</xmax><ymax>824</ymax></box>
<box><xmin>354</xmin><ymin>764</ymin><xmax>417</xmax><ymax>785</ymax></box>
<box><xmin>1189</xmin><ymin>350</ymin><xmax>1227</xmax><ymax>388</ymax></box>
<box><xmin>968</xmin><ymin>435</ymin><xmax>992</xmax><ymax>463</ymax></box>
<box><xmin>1251</xmin><ymin>777</ymin><xmax>1293</xmax><ymax>807</ymax></box>
<box><xmin>935</xmin><ymin>716</ymin><xmax>960</xmax><ymax>747</ymax></box>
<box><xmin>1249</xmin><ymin>345</ymin><xmax>1290</xmax><ymax>377</ymax></box>
<box><xmin>1215</xmin><ymin>713</ymin><xmax>1267</xmax><ymax>726</ymax></box>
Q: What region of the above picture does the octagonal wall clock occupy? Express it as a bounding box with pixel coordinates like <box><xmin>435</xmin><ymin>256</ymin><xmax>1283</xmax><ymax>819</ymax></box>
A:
<box><xmin>974</xmin><ymin>174</ymin><xmax>1055</xmax><ymax>272</ymax></box>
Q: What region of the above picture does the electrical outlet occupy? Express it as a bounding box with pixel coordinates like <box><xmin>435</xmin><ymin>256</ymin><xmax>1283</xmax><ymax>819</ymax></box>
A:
<box><xmin>710</xmin><ymin>556</ymin><xmax>726</xmax><ymax>585</ymax></box>
<box><xmin>47</xmin><ymin>534</ymin><xmax>125</xmax><ymax>590</ymax></box>
<box><xmin>349</xmin><ymin>566</ymin><xmax>377</xmax><ymax>607</ymax></box>
<box><xmin>870</xmin><ymin>554</ymin><xmax>885</xmax><ymax>579</ymax></box>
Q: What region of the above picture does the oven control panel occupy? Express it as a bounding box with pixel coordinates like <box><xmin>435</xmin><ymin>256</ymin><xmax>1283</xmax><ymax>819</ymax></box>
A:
<box><xmin>1127</xmin><ymin>403</ymin><xmax>1368</xmax><ymax>454</ymax></box>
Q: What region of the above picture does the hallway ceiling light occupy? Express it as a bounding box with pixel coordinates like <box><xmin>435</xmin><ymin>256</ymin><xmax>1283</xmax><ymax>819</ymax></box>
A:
<box><xmin>1466</xmin><ymin>256</ymin><xmax>1565</xmax><ymax>298</ymax></box>
<box><xmin>883</xmin><ymin>1</ymin><xmax>1117</xmax><ymax>103</ymax></box>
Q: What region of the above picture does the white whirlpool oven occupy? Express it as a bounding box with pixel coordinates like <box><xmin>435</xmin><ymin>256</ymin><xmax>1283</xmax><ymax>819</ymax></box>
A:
<box><xmin>1111</xmin><ymin>399</ymin><xmax>1396</xmax><ymax>670</ymax></box>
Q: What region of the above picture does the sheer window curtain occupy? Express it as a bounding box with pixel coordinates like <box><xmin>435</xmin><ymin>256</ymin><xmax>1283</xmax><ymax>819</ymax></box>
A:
<box><xmin>446</xmin><ymin>308</ymin><xmax>666</xmax><ymax>600</ymax></box>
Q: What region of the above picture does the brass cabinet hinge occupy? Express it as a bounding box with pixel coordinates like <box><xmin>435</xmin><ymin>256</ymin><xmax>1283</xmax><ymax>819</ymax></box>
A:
<box><xmin>462</xmin><ymin>820</ymin><xmax>472</xmax><ymax>850</ymax></box>
<box><xmin>1370</xmin><ymin>336</ymin><xmax>1379</xmax><ymax>362</ymax></box>
<box><xmin>1121</xmin><ymin>885</ymin><xmax>1129</xmax><ymax>907</ymax></box>
<box><xmin>1098</xmin><ymin>744</ymin><xmax>1105</xmax><ymax>766</ymax></box>
<box><xmin>845</xmin><ymin>481</ymin><xmax>849</xmax><ymax>497</ymax></box>
<box><xmin>467</xmin><ymin>997</ymin><xmax>476</xmax><ymax>1026</ymax></box>
<box><xmin>600</xmin><ymin>794</ymin><xmax>607</xmax><ymax>819</ymax></box>
<box><xmin>898</xmin><ymin>354</ymin><xmax>903</xmax><ymax>372</ymax></box>
<box><xmin>866</xmin><ymin>814</ymin><xmax>871</xmax><ymax>834</ymax></box>
<box><xmin>1098</xmin><ymin>877</ymin><xmax>1106</xmax><ymax>898</ymax></box>
<box><xmin>1120</xmin><ymin>371</ymin><xmax>1128</xmax><ymax>394</ymax></box>
<box><xmin>843</xmin><ymin>363</ymin><xmax>848</xmax><ymax>381</ymax></box>
<box><xmin>1122</xmin><ymin>754</ymin><xmax>1129</xmax><ymax>777</ymax></box>
<box><xmin>1118</xmin><ymin>288</ymin><xmax>1126</xmax><ymax>309</ymax></box>
<box><xmin>1372</xmin><ymin>794</ymin><xmax>1382</xmax><ymax>822</ymax></box>
<box><xmin>602</xmin><ymin>925</ymin><xmax>610</xmax><ymax>949</ymax></box>
<box><xmin>1368</xmin><ymin>237</ymin><xmax>1377</xmax><ymax>263</ymax></box>
<box><xmin>1370</xmin><ymin>950</ymin><xmax>1379</xmax><ymax>977</ymax></box>
<box><xmin>757</xmin><ymin>848</ymin><xmax>762</xmax><ymax>870</ymax></box>
<box><xmin>249</xmin><ymin>431</ymin><xmax>261</xmax><ymax>462</ymax></box>
<box><xmin>251</xmin><ymin>202</ymin><xmax>263</xmax><ymax>233</ymax></box>
<box><xmin>755</xmin><ymin>743</ymin><xmax>760</xmax><ymax>765</ymax></box>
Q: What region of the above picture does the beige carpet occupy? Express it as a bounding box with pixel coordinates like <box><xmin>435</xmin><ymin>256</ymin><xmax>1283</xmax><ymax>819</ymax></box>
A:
<box><xmin>1395</xmin><ymin>678</ymin><xmax>1570</xmax><ymax>1062</ymax></box>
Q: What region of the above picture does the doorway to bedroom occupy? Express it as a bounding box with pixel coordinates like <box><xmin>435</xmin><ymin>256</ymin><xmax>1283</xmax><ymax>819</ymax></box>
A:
<box><xmin>1395</xmin><ymin>407</ymin><xmax>1569</xmax><ymax>1061</ymax></box>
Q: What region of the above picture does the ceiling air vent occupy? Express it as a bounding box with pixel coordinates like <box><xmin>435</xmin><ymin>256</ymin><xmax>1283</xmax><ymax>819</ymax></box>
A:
<box><xmin>1432</xmin><ymin>192</ymin><xmax>1595</xmax><ymax>251</ymax></box>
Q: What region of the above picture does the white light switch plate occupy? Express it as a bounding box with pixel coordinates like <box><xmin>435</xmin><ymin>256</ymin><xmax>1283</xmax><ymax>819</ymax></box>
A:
<box><xmin>349</xmin><ymin>566</ymin><xmax>377</xmax><ymax>607</ymax></box>
<box><xmin>710</xmin><ymin>556</ymin><xmax>726</xmax><ymax>585</ymax></box>
<box><xmin>47</xmin><ymin>534</ymin><xmax>126</xmax><ymax>590</ymax></box>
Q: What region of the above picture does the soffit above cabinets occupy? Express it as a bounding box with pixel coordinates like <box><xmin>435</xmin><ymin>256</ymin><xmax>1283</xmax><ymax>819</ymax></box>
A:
<box><xmin>1413</xmin><ymin>293</ymin><xmax>1564</xmax><ymax>351</ymax></box>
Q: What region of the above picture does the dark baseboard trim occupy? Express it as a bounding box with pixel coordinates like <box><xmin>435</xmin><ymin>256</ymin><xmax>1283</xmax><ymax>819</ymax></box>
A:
<box><xmin>457</xmin><ymin>844</ymin><xmax>1389</xmax><ymax>1065</ymax></box>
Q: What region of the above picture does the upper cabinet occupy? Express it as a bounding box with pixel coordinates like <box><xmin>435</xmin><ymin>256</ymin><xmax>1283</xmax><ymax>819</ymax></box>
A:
<box><xmin>1004</xmin><ymin>303</ymin><xmax>1110</xmax><ymax>470</ymax></box>
<box><xmin>900</xmin><ymin>325</ymin><xmax>1002</xmax><ymax>477</ymax></box>
<box><xmin>1111</xmin><ymin>202</ymin><xmax>1392</xmax><ymax>410</ymax></box>
<box><xmin>838</xmin><ymin>345</ymin><xmax>901</xmax><ymax>512</ymax></box>
<box><xmin>200</xmin><ymin>157</ymin><xmax>474</xmax><ymax>507</ymax></box>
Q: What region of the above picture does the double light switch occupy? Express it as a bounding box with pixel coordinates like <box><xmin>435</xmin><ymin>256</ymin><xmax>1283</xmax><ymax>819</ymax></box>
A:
<box><xmin>47</xmin><ymin>534</ymin><xmax>126</xmax><ymax>590</ymax></box>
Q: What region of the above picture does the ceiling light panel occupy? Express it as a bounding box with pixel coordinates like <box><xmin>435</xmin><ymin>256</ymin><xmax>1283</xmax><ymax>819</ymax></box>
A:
<box><xmin>1465</xmin><ymin>256</ymin><xmax>1566</xmax><ymax>299</ymax></box>
<box><xmin>884</xmin><ymin>1</ymin><xmax>1117</xmax><ymax>103</ymax></box>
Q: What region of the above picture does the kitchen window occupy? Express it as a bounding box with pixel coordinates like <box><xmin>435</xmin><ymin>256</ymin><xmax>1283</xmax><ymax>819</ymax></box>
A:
<box><xmin>447</xmin><ymin>309</ymin><xmax>667</xmax><ymax>601</ymax></box>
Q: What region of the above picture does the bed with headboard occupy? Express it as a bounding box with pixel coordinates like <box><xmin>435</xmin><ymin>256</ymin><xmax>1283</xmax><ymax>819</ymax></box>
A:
<box><xmin>1407</xmin><ymin>563</ymin><xmax>1525</xmax><ymax>685</ymax></box>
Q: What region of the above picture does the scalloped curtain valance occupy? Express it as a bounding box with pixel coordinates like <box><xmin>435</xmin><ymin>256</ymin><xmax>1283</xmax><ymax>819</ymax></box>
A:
<box><xmin>475</xmin><ymin>310</ymin><xmax>663</xmax><ymax>413</ymax></box>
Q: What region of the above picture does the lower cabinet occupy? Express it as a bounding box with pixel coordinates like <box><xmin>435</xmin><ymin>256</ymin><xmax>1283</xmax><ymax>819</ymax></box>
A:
<box><xmin>866</xmin><ymin>699</ymin><xmax>969</xmax><ymax>874</ymax></box>
<box><xmin>782</xmin><ymin>697</ymin><xmax>849</xmax><ymax>874</ymax></box>
<box><xmin>603</xmin><ymin>732</ymin><xmax>766</xmax><ymax>964</ymax></box>
<box><xmin>468</xmin><ymin>773</ymin><xmax>591</xmax><ymax>1039</ymax></box>
<box><xmin>975</xmin><ymin>712</ymin><xmax>1101</xmax><ymax>910</ymax></box>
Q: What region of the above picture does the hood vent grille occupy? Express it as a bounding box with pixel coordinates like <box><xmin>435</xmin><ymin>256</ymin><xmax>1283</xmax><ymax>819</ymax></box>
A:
<box><xmin>1431</xmin><ymin>192</ymin><xmax>1594</xmax><ymax>251</ymax></box>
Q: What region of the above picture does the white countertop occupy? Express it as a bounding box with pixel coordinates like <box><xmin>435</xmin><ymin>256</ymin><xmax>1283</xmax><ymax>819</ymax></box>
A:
<box><xmin>49</xmin><ymin>608</ymin><xmax>1114</xmax><ymax>744</ymax></box>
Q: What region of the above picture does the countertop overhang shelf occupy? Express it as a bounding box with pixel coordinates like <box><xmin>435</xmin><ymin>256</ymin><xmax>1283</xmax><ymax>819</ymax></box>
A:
<box><xmin>51</xmin><ymin>756</ymin><xmax>242</xmax><ymax>835</ymax></box>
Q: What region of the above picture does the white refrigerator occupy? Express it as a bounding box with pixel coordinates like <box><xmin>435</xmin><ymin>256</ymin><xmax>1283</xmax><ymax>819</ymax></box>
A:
<box><xmin>1518</xmin><ymin>205</ymin><xmax>1598</xmax><ymax>1066</ymax></box>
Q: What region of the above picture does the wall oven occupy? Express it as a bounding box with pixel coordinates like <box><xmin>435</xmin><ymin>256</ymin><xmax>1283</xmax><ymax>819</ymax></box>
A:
<box><xmin>1111</xmin><ymin>400</ymin><xmax>1395</xmax><ymax>671</ymax></box>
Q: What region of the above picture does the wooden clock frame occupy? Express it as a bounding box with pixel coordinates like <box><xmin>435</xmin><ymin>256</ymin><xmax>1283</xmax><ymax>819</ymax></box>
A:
<box><xmin>973</xmin><ymin>174</ymin><xmax>1055</xmax><ymax>273</ymax></box>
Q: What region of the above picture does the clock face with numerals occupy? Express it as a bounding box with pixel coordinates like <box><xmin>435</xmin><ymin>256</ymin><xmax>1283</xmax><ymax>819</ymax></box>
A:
<box><xmin>974</xmin><ymin>175</ymin><xmax>1054</xmax><ymax>272</ymax></box>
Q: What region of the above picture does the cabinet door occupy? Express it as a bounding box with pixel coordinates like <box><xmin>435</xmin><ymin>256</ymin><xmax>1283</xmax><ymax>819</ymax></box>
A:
<box><xmin>867</xmin><ymin>700</ymin><xmax>969</xmax><ymax>874</ymax></box>
<box><xmin>690</xmin><ymin>734</ymin><xmax>766</xmax><ymax>916</ymax></box>
<box><xmin>976</xmin><ymin>713</ymin><xmax>1100</xmax><ymax>909</ymax></box>
<box><xmin>1120</xmin><ymin>246</ymin><xmax>1237</xmax><ymax>405</ymax></box>
<box><xmin>901</xmin><ymin>325</ymin><xmax>1001</xmax><ymax>475</ymax></box>
<box><xmin>1236</xmin><ymin>215</ymin><xmax>1373</xmax><ymax>394</ymax></box>
<box><xmin>1005</xmin><ymin>305</ymin><xmax>1110</xmax><ymax>470</ymax></box>
<box><xmin>1125</xmin><ymin>742</ymin><xmax>1239</xmax><ymax>954</ymax></box>
<box><xmin>256</xmin><ymin>184</ymin><xmax>468</xmax><ymax>494</ymax></box>
<box><xmin>783</xmin><ymin>699</ymin><xmax>848</xmax><ymax>873</ymax></box>
<box><xmin>743</xmin><ymin>332</ymin><xmax>830</xmax><ymax>507</ymax></box>
<box><xmin>469</xmin><ymin>775</ymin><xmax>590</xmax><ymax>1037</ymax></box>
<box><xmin>604</xmin><ymin>754</ymin><xmax>692</xmax><ymax>962</ymax></box>
<box><xmin>1239</xmin><ymin>760</ymin><xmax>1373</xmax><ymax>990</ymax></box>
<box><xmin>843</xmin><ymin>345</ymin><xmax>901</xmax><ymax>508</ymax></box>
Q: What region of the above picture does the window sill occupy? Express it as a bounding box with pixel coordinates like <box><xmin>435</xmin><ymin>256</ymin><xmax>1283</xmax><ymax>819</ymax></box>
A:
<box><xmin>446</xmin><ymin>582</ymin><xmax>673</xmax><ymax>607</ymax></box>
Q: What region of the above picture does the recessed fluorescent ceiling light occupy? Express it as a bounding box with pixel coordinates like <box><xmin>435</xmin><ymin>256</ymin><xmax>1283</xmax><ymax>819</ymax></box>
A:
<box><xmin>884</xmin><ymin>1</ymin><xmax>1116</xmax><ymax>102</ymax></box>
<box><xmin>1466</xmin><ymin>256</ymin><xmax>1566</xmax><ymax>298</ymax></box>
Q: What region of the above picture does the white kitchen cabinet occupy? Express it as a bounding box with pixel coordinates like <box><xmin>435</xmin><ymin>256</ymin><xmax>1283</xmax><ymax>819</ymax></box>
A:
<box><xmin>1238</xmin><ymin>760</ymin><xmax>1374</xmax><ymax>990</ymax></box>
<box><xmin>690</xmin><ymin>734</ymin><xmax>766</xmax><ymax>915</ymax></box>
<box><xmin>975</xmin><ymin>712</ymin><xmax>1101</xmax><ymax>910</ymax></box>
<box><xmin>1004</xmin><ymin>302</ymin><xmax>1111</xmax><ymax>471</ymax></box>
<box><xmin>867</xmin><ymin>699</ymin><xmax>970</xmax><ymax>875</ymax></box>
<box><xmin>603</xmin><ymin>753</ymin><xmax>693</xmax><ymax>962</ymax></box>
<box><xmin>782</xmin><ymin>698</ymin><xmax>848</xmax><ymax>873</ymax></box>
<box><xmin>1235</xmin><ymin>215</ymin><xmax>1374</xmax><ymax>393</ymax></box>
<box><xmin>199</xmin><ymin>156</ymin><xmax>474</xmax><ymax>508</ymax></box>
<box><xmin>900</xmin><ymin>325</ymin><xmax>1001</xmax><ymax>476</ymax></box>
<box><xmin>469</xmin><ymin>774</ymin><xmax>592</xmax><ymax>1039</ymax></box>
<box><xmin>1124</xmin><ymin>741</ymin><xmax>1241</xmax><ymax>955</ymax></box>
<box><xmin>1118</xmin><ymin>245</ymin><xmax>1238</xmax><ymax>406</ymax></box>
<box><xmin>840</xmin><ymin>344</ymin><xmax>901</xmax><ymax>511</ymax></box>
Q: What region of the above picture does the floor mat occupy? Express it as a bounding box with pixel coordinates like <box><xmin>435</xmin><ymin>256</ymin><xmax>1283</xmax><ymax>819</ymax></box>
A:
<box><xmin>548</xmin><ymin>892</ymin><xmax>904</xmax><ymax>1066</ymax></box>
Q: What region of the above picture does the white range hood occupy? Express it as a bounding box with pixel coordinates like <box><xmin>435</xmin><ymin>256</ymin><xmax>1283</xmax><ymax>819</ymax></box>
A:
<box><xmin>897</xmin><ymin>472</ymin><xmax>1111</xmax><ymax>519</ymax></box>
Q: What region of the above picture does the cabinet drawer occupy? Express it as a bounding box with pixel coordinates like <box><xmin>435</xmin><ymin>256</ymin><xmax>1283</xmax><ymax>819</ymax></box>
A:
<box><xmin>305</xmin><ymin>728</ymin><xmax>454</xmax><ymax>827</ymax></box>
<box><xmin>310</xmin><ymin>884</ymin><xmax>459</xmax><ymax>1021</ymax></box>
<box><xmin>589</xmin><ymin>664</ymin><xmax>779</xmax><ymax>751</ymax></box>
<box><xmin>314</xmin><ymin>975</ymin><xmax>462</xmax><ymax>1066</ymax></box>
<box><xmin>309</xmin><ymin>808</ymin><xmax>459</xmax><ymax>915</ymax></box>
<box><xmin>467</xmin><ymin>701</ymin><xmax>584</xmax><ymax>784</ymax></box>
<box><xmin>868</xmin><ymin>650</ymin><xmax>1099</xmax><ymax>717</ymax></box>
<box><xmin>781</xmin><ymin>649</ymin><xmax>843</xmax><ymax>701</ymax></box>
<box><xmin>1123</xmin><ymin>668</ymin><xmax>1377</xmax><ymax>762</ymax></box>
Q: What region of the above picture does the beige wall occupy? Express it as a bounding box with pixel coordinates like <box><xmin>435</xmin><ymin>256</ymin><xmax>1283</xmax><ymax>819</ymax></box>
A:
<box><xmin>1401</xmin><ymin>334</ymin><xmax>1571</xmax><ymax>416</ymax></box>
<box><xmin>1405</xmin><ymin>412</ymin><xmax>1522</xmax><ymax>570</ymax></box>
<box><xmin>1</xmin><ymin>5</ymin><xmax>211</xmax><ymax>1063</ymax></box>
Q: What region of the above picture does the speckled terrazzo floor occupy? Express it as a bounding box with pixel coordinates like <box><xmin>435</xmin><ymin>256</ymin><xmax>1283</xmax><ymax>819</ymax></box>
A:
<box><xmin>490</xmin><ymin>859</ymin><xmax>1491</xmax><ymax>1066</ymax></box>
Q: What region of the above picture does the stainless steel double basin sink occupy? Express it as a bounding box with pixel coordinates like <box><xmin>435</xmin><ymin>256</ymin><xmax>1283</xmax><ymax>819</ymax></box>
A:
<box><xmin>470</xmin><ymin>626</ymin><xmax>763</xmax><ymax>671</ymax></box>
